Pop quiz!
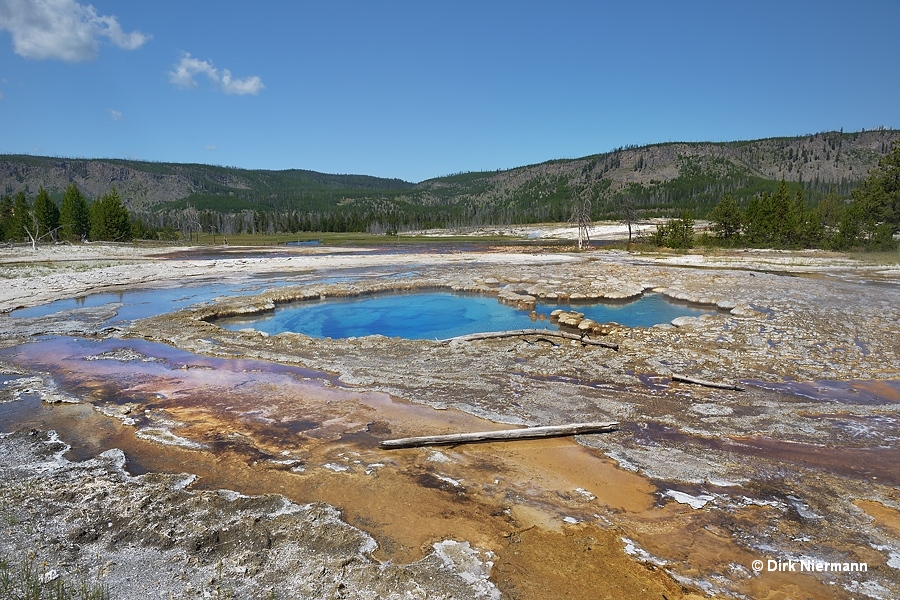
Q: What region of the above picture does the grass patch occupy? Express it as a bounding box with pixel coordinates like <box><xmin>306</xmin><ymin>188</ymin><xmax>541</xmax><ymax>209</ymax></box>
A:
<box><xmin>154</xmin><ymin>231</ymin><xmax>526</xmax><ymax>246</ymax></box>
<box><xmin>0</xmin><ymin>553</ymin><xmax>109</xmax><ymax>600</ymax></box>
<box><xmin>845</xmin><ymin>248</ymin><xmax>900</xmax><ymax>266</ymax></box>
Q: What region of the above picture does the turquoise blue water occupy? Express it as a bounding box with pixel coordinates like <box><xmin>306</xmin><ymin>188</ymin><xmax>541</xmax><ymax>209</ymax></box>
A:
<box><xmin>10</xmin><ymin>269</ymin><xmax>418</xmax><ymax>323</ymax></box>
<box><xmin>10</xmin><ymin>282</ymin><xmax>267</xmax><ymax>322</ymax></box>
<box><xmin>218</xmin><ymin>292</ymin><xmax>712</xmax><ymax>339</ymax></box>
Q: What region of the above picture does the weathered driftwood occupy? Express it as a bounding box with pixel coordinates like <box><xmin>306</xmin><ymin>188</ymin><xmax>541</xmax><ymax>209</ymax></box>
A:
<box><xmin>380</xmin><ymin>421</ymin><xmax>619</xmax><ymax>449</ymax></box>
<box><xmin>439</xmin><ymin>329</ymin><xmax>618</xmax><ymax>350</ymax></box>
<box><xmin>671</xmin><ymin>374</ymin><xmax>745</xmax><ymax>391</ymax></box>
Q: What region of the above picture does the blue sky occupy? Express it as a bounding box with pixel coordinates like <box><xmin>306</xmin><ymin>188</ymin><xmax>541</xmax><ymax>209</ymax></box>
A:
<box><xmin>1</xmin><ymin>1</ymin><xmax>898</xmax><ymax>183</ymax></box>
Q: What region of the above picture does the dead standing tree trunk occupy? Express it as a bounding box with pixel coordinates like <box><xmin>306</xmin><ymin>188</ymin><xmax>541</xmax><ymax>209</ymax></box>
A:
<box><xmin>23</xmin><ymin>224</ymin><xmax>63</xmax><ymax>251</ymax></box>
<box><xmin>619</xmin><ymin>196</ymin><xmax>638</xmax><ymax>243</ymax></box>
<box><xmin>569</xmin><ymin>192</ymin><xmax>593</xmax><ymax>250</ymax></box>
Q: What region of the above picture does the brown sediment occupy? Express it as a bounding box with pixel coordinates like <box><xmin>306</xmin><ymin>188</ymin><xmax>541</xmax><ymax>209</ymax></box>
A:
<box><xmin>849</xmin><ymin>379</ymin><xmax>900</xmax><ymax>402</ymax></box>
<box><xmin>855</xmin><ymin>500</ymin><xmax>900</xmax><ymax>538</ymax></box>
<box><xmin>490</xmin><ymin>524</ymin><xmax>708</xmax><ymax>600</ymax></box>
<box><xmin>5</xmin><ymin>387</ymin><xmax>706</xmax><ymax>598</ymax></box>
<box><xmin>2</xmin><ymin>339</ymin><xmax>707</xmax><ymax>598</ymax></box>
<box><xmin>8</xmin><ymin>331</ymin><xmax>892</xmax><ymax>599</ymax></box>
<box><xmin>2</xmin><ymin>344</ymin><xmax>853</xmax><ymax>599</ymax></box>
<box><xmin>625</xmin><ymin>502</ymin><xmax>846</xmax><ymax>600</ymax></box>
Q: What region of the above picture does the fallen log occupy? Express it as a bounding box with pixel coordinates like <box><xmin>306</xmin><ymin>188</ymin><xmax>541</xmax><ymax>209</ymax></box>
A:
<box><xmin>528</xmin><ymin>337</ymin><xmax>559</xmax><ymax>347</ymax></box>
<box><xmin>439</xmin><ymin>329</ymin><xmax>618</xmax><ymax>350</ymax></box>
<box><xmin>671</xmin><ymin>374</ymin><xmax>745</xmax><ymax>391</ymax></box>
<box><xmin>380</xmin><ymin>421</ymin><xmax>619</xmax><ymax>449</ymax></box>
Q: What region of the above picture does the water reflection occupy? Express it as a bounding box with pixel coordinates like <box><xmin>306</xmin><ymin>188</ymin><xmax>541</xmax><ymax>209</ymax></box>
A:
<box><xmin>0</xmin><ymin>337</ymin><xmax>358</xmax><ymax>459</ymax></box>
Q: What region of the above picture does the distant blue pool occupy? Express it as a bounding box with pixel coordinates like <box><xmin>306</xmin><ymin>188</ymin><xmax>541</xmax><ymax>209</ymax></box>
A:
<box><xmin>10</xmin><ymin>282</ymin><xmax>272</xmax><ymax>324</ymax></box>
<box><xmin>217</xmin><ymin>292</ymin><xmax>712</xmax><ymax>339</ymax></box>
<box><xmin>9</xmin><ymin>267</ymin><xmax>421</xmax><ymax>325</ymax></box>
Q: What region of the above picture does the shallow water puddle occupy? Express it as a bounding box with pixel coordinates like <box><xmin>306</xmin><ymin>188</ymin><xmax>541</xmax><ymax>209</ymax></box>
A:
<box><xmin>624</xmin><ymin>420</ymin><xmax>900</xmax><ymax>485</ymax></box>
<box><xmin>7</xmin><ymin>267</ymin><xmax>385</xmax><ymax>323</ymax></box>
<box><xmin>743</xmin><ymin>378</ymin><xmax>900</xmax><ymax>405</ymax></box>
<box><xmin>10</xmin><ymin>281</ymin><xmax>260</xmax><ymax>322</ymax></box>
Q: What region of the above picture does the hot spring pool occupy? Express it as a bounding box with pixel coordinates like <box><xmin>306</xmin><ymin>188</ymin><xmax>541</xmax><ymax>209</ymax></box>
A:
<box><xmin>217</xmin><ymin>292</ymin><xmax>713</xmax><ymax>340</ymax></box>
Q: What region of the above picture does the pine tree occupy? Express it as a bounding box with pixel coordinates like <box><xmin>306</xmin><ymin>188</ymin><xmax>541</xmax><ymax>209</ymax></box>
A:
<box><xmin>9</xmin><ymin>191</ymin><xmax>30</xmax><ymax>243</ymax></box>
<box><xmin>708</xmin><ymin>194</ymin><xmax>743</xmax><ymax>242</ymax></box>
<box><xmin>771</xmin><ymin>180</ymin><xmax>796</xmax><ymax>247</ymax></box>
<box><xmin>800</xmin><ymin>189</ymin><xmax>825</xmax><ymax>248</ymax></box>
<box><xmin>671</xmin><ymin>210</ymin><xmax>695</xmax><ymax>249</ymax></box>
<box><xmin>90</xmin><ymin>187</ymin><xmax>132</xmax><ymax>241</ymax></box>
<box><xmin>32</xmin><ymin>187</ymin><xmax>60</xmax><ymax>241</ymax></box>
<box><xmin>816</xmin><ymin>193</ymin><xmax>844</xmax><ymax>230</ymax></box>
<box><xmin>652</xmin><ymin>211</ymin><xmax>694</xmax><ymax>249</ymax></box>
<box><xmin>783</xmin><ymin>187</ymin><xmax>808</xmax><ymax>247</ymax></box>
<box><xmin>744</xmin><ymin>192</ymin><xmax>775</xmax><ymax>246</ymax></box>
<box><xmin>835</xmin><ymin>202</ymin><xmax>863</xmax><ymax>250</ymax></box>
<box><xmin>0</xmin><ymin>194</ymin><xmax>12</xmax><ymax>241</ymax></box>
<box><xmin>852</xmin><ymin>142</ymin><xmax>900</xmax><ymax>237</ymax></box>
<box><xmin>59</xmin><ymin>183</ymin><xmax>91</xmax><ymax>241</ymax></box>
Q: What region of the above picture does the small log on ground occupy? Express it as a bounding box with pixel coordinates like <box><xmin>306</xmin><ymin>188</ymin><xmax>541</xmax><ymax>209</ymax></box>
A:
<box><xmin>380</xmin><ymin>421</ymin><xmax>619</xmax><ymax>449</ymax></box>
<box><xmin>439</xmin><ymin>329</ymin><xmax>618</xmax><ymax>351</ymax></box>
<box><xmin>671</xmin><ymin>374</ymin><xmax>745</xmax><ymax>391</ymax></box>
<box><xmin>528</xmin><ymin>337</ymin><xmax>559</xmax><ymax>347</ymax></box>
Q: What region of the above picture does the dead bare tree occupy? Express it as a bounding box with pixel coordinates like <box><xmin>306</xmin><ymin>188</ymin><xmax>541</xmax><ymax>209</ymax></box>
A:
<box><xmin>569</xmin><ymin>189</ymin><xmax>593</xmax><ymax>249</ymax></box>
<box><xmin>618</xmin><ymin>196</ymin><xmax>639</xmax><ymax>243</ymax></box>
<box><xmin>23</xmin><ymin>224</ymin><xmax>63</xmax><ymax>251</ymax></box>
<box><xmin>181</xmin><ymin>205</ymin><xmax>202</xmax><ymax>245</ymax></box>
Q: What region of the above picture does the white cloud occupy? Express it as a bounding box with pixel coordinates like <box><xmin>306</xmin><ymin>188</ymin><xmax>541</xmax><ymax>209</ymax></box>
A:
<box><xmin>169</xmin><ymin>52</ymin><xmax>264</xmax><ymax>96</ymax></box>
<box><xmin>168</xmin><ymin>53</ymin><xmax>215</xmax><ymax>89</ymax></box>
<box><xmin>204</xmin><ymin>144</ymin><xmax>217</xmax><ymax>151</ymax></box>
<box><xmin>220</xmin><ymin>70</ymin><xmax>265</xmax><ymax>95</ymax></box>
<box><xmin>0</xmin><ymin>91</ymin><xmax>4</xmax><ymax>100</ymax></box>
<box><xmin>0</xmin><ymin>0</ymin><xmax>149</xmax><ymax>62</ymax></box>
<box><xmin>107</xmin><ymin>108</ymin><xmax>123</xmax><ymax>121</ymax></box>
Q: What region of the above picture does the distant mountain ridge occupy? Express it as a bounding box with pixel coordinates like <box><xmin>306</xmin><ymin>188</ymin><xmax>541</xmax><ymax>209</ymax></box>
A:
<box><xmin>2</xmin><ymin>128</ymin><xmax>898</xmax><ymax>230</ymax></box>
<box><xmin>0</xmin><ymin>157</ymin><xmax>414</xmax><ymax>210</ymax></box>
<box><xmin>410</xmin><ymin>129</ymin><xmax>900</xmax><ymax>218</ymax></box>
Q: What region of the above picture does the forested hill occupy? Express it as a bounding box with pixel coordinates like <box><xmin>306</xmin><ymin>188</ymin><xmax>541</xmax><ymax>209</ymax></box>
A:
<box><xmin>0</xmin><ymin>157</ymin><xmax>415</xmax><ymax>211</ymax></box>
<box><xmin>414</xmin><ymin>128</ymin><xmax>900</xmax><ymax>223</ymax></box>
<box><xmin>2</xmin><ymin>128</ymin><xmax>898</xmax><ymax>234</ymax></box>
